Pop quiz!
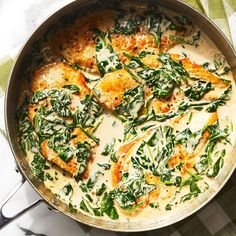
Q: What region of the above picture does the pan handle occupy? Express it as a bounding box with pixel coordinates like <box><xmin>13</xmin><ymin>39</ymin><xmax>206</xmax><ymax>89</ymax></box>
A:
<box><xmin>0</xmin><ymin>177</ymin><xmax>44</xmax><ymax>229</ymax></box>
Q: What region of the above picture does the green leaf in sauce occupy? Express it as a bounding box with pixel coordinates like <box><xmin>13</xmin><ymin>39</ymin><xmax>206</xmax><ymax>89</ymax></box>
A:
<box><xmin>111</xmin><ymin>172</ymin><xmax>155</xmax><ymax>209</ymax></box>
<box><xmin>206</xmin><ymin>85</ymin><xmax>232</xmax><ymax>112</ymax></box>
<box><xmin>132</xmin><ymin>126</ymin><xmax>175</xmax><ymax>177</ymax></box>
<box><xmin>63</xmin><ymin>184</ymin><xmax>73</xmax><ymax>196</ymax></box>
<box><xmin>96</xmin><ymin>183</ymin><xmax>107</xmax><ymax>196</ymax></box>
<box><xmin>138</xmin><ymin>53</ymin><xmax>188</xmax><ymax>100</ymax></box>
<box><xmin>62</xmin><ymin>84</ymin><xmax>80</xmax><ymax>93</ymax></box>
<box><xmin>180</xmin><ymin>174</ymin><xmax>202</xmax><ymax>202</ymax></box>
<box><xmin>184</xmin><ymin>80</ymin><xmax>212</xmax><ymax>101</ymax></box>
<box><xmin>115</xmin><ymin>85</ymin><xmax>144</xmax><ymax>119</ymax></box>
<box><xmin>31</xmin><ymin>90</ymin><xmax>48</xmax><ymax>104</ymax></box>
<box><xmin>101</xmin><ymin>138</ymin><xmax>116</xmax><ymax>156</ymax></box>
<box><xmin>123</xmin><ymin>52</ymin><xmax>148</xmax><ymax>69</ymax></box>
<box><xmin>112</xmin><ymin>12</ymin><xmax>144</xmax><ymax>35</ymax></box>
<box><xmin>178</xmin><ymin>85</ymin><xmax>232</xmax><ymax>113</ymax></box>
<box><xmin>110</xmin><ymin>152</ymin><xmax>118</xmax><ymax>162</ymax></box>
<box><xmin>94</xmin><ymin>30</ymin><xmax>122</xmax><ymax>77</ymax></box>
<box><xmin>44</xmin><ymin>173</ymin><xmax>54</xmax><ymax>181</ymax></box>
<box><xmin>97</xmin><ymin>163</ymin><xmax>111</xmax><ymax>170</ymax></box>
<box><xmin>169</xmin><ymin>30</ymin><xmax>201</xmax><ymax>47</ymax></box>
<box><xmin>73</xmin><ymin>94</ymin><xmax>103</xmax><ymax>129</ymax></box>
<box><xmin>69</xmin><ymin>202</ymin><xmax>77</xmax><ymax>214</ymax></box>
<box><xmin>207</xmin><ymin>149</ymin><xmax>225</xmax><ymax>177</ymax></box>
<box><xmin>100</xmin><ymin>192</ymin><xmax>119</xmax><ymax>220</ymax></box>
<box><xmin>175</xmin><ymin>128</ymin><xmax>202</xmax><ymax>153</ymax></box>
<box><xmin>194</xmin><ymin>154</ymin><xmax>208</xmax><ymax>174</ymax></box>
<box><xmin>145</xmin><ymin>9</ymin><xmax>163</xmax><ymax>47</ymax></box>
<box><xmin>165</xmin><ymin>203</ymin><xmax>173</xmax><ymax>211</ymax></box>
<box><xmin>79</xmin><ymin>200</ymin><xmax>89</xmax><ymax>213</ymax></box>
<box><xmin>86</xmin><ymin>171</ymin><xmax>102</xmax><ymax>190</ymax></box>
<box><xmin>31</xmin><ymin>154</ymin><xmax>47</xmax><ymax>181</ymax></box>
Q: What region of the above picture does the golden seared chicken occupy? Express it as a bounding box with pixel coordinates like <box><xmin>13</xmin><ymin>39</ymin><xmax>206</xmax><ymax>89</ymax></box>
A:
<box><xmin>28</xmin><ymin>62</ymin><xmax>102</xmax><ymax>176</ymax></box>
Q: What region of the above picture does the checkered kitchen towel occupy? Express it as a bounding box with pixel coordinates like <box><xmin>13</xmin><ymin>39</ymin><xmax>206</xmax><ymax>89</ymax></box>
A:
<box><xmin>1</xmin><ymin>1</ymin><xmax>236</xmax><ymax>235</ymax></box>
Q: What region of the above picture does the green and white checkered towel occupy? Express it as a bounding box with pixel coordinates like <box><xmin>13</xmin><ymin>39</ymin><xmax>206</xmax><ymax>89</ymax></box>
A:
<box><xmin>0</xmin><ymin>1</ymin><xmax>236</xmax><ymax>235</ymax></box>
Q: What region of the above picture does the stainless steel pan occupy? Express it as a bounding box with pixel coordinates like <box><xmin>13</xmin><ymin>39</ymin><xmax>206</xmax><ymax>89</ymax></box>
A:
<box><xmin>2</xmin><ymin>0</ymin><xmax>236</xmax><ymax>232</ymax></box>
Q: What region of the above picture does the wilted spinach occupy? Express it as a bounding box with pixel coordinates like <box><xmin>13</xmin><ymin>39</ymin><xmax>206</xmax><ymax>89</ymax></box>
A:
<box><xmin>115</xmin><ymin>85</ymin><xmax>144</xmax><ymax>119</ymax></box>
<box><xmin>184</xmin><ymin>80</ymin><xmax>212</xmax><ymax>101</ymax></box>
<box><xmin>111</xmin><ymin>172</ymin><xmax>155</xmax><ymax>209</ymax></box>
<box><xmin>94</xmin><ymin>29</ymin><xmax>122</xmax><ymax>77</ymax></box>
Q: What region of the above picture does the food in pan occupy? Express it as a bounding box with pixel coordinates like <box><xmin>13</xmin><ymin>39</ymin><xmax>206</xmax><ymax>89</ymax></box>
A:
<box><xmin>17</xmin><ymin>4</ymin><xmax>236</xmax><ymax>221</ymax></box>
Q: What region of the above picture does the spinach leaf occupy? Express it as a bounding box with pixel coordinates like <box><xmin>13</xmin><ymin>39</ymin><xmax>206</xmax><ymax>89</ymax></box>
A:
<box><xmin>158</xmin><ymin>53</ymin><xmax>189</xmax><ymax>83</ymax></box>
<box><xmin>62</xmin><ymin>84</ymin><xmax>80</xmax><ymax>93</ymax></box>
<box><xmin>206</xmin><ymin>85</ymin><xmax>232</xmax><ymax>112</ymax></box>
<box><xmin>205</xmin><ymin>122</ymin><xmax>229</xmax><ymax>167</ymax></box>
<box><xmin>91</xmin><ymin>207</ymin><xmax>103</xmax><ymax>217</ymax></box>
<box><xmin>101</xmin><ymin>138</ymin><xmax>116</xmax><ymax>156</ymax></box>
<box><xmin>96</xmin><ymin>183</ymin><xmax>107</xmax><ymax>196</ymax></box>
<box><xmin>100</xmin><ymin>192</ymin><xmax>119</xmax><ymax>220</ymax></box>
<box><xmin>123</xmin><ymin>52</ymin><xmax>148</xmax><ymax>69</ymax></box>
<box><xmin>202</xmin><ymin>60</ymin><xmax>231</xmax><ymax>77</ymax></box>
<box><xmin>184</xmin><ymin>80</ymin><xmax>212</xmax><ymax>101</ymax></box>
<box><xmin>80</xmin><ymin>198</ymin><xmax>104</xmax><ymax>216</ymax></box>
<box><xmin>71</xmin><ymin>63</ymin><xmax>81</xmax><ymax>70</ymax></box>
<box><xmin>112</xmin><ymin>13</ymin><xmax>144</xmax><ymax>35</ymax></box>
<box><xmin>63</xmin><ymin>184</ymin><xmax>73</xmax><ymax>196</ymax></box>
<box><xmin>73</xmin><ymin>94</ymin><xmax>103</xmax><ymax>128</ymax></box>
<box><xmin>145</xmin><ymin>9</ymin><xmax>163</xmax><ymax>46</ymax></box>
<box><xmin>97</xmin><ymin>163</ymin><xmax>111</xmax><ymax>170</ymax></box>
<box><xmin>175</xmin><ymin>128</ymin><xmax>202</xmax><ymax>153</ymax></box>
<box><xmin>140</xmin><ymin>124</ymin><xmax>156</xmax><ymax>132</ymax></box>
<box><xmin>80</xmin><ymin>200</ymin><xmax>89</xmax><ymax>213</ymax></box>
<box><xmin>85</xmin><ymin>194</ymin><xmax>93</xmax><ymax>203</ymax></box>
<box><xmin>31</xmin><ymin>154</ymin><xmax>47</xmax><ymax>181</ymax></box>
<box><xmin>132</xmin><ymin>126</ymin><xmax>175</xmax><ymax>176</ymax></box>
<box><xmin>31</xmin><ymin>90</ymin><xmax>48</xmax><ymax>103</ymax></box>
<box><xmin>207</xmin><ymin>149</ymin><xmax>225</xmax><ymax>177</ymax></box>
<box><xmin>110</xmin><ymin>152</ymin><xmax>118</xmax><ymax>162</ymax></box>
<box><xmin>138</xmin><ymin>54</ymin><xmax>188</xmax><ymax>100</ymax></box>
<box><xmin>169</xmin><ymin>30</ymin><xmax>201</xmax><ymax>47</ymax></box>
<box><xmin>69</xmin><ymin>203</ymin><xmax>77</xmax><ymax>214</ymax></box>
<box><xmin>17</xmin><ymin>105</ymin><xmax>39</xmax><ymax>154</ymax></box>
<box><xmin>139</xmin><ymin>69</ymin><xmax>175</xmax><ymax>99</ymax></box>
<box><xmin>165</xmin><ymin>203</ymin><xmax>173</xmax><ymax>211</ymax></box>
<box><xmin>111</xmin><ymin>172</ymin><xmax>155</xmax><ymax>209</ymax></box>
<box><xmin>54</xmin><ymin>146</ymin><xmax>74</xmax><ymax>162</ymax></box>
<box><xmin>86</xmin><ymin>171</ymin><xmax>102</xmax><ymax>190</ymax></box>
<box><xmin>178</xmin><ymin>84</ymin><xmax>231</xmax><ymax>113</ymax></box>
<box><xmin>160</xmin><ymin>170</ymin><xmax>181</xmax><ymax>186</ymax></box>
<box><xmin>194</xmin><ymin>154</ymin><xmax>208</xmax><ymax>174</ymax></box>
<box><xmin>149</xmin><ymin>110</ymin><xmax>178</xmax><ymax>122</ymax></box>
<box><xmin>115</xmin><ymin>85</ymin><xmax>144</xmax><ymax>119</ymax></box>
<box><xmin>180</xmin><ymin>175</ymin><xmax>201</xmax><ymax>202</ymax></box>
<box><xmin>76</xmin><ymin>141</ymin><xmax>91</xmax><ymax>168</ymax></box>
<box><xmin>95</xmin><ymin>30</ymin><xmax>122</xmax><ymax>77</ymax></box>
<box><xmin>122</xmin><ymin>64</ymin><xmax>142</xmax><ymax>84</ymax></box>
<box><xmin>139</xmin><ymin>51</ymin><xmax>153</xmax><ymax>59</ymax></box>
<box><xmin>49</xmin><ymin>90</ymin><xmax>72</xmax><ymax>117</ymax></box>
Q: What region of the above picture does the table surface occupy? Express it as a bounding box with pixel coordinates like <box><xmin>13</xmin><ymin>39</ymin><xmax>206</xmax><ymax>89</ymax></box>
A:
<box><xmin>0</xmin><ymin>1</ymin><xmax>236</xmax><ymax>236</ymax></box>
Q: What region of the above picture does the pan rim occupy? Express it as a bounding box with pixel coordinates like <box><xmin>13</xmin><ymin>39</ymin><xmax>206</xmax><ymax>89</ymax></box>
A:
<box><xmin>4</xmin><ymin>0</ymin><xmax>236</xmax><ymax>232</ymax></box>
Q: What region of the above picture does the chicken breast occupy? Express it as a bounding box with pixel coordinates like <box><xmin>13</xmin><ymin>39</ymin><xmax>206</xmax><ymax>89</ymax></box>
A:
<box><xmin>51</xmin><ymin>10</ymin><xmax>116</xmax><ymax>75</ymax></box>
<box><xmin>29</xmin><ymin>62</ymin><xmax>96</xmax><ymax>176</ymax></box>
<box><xmin>94</xmin><ymin>68</ymin><xmax>138</xmax><ymax>110</ymax></box>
